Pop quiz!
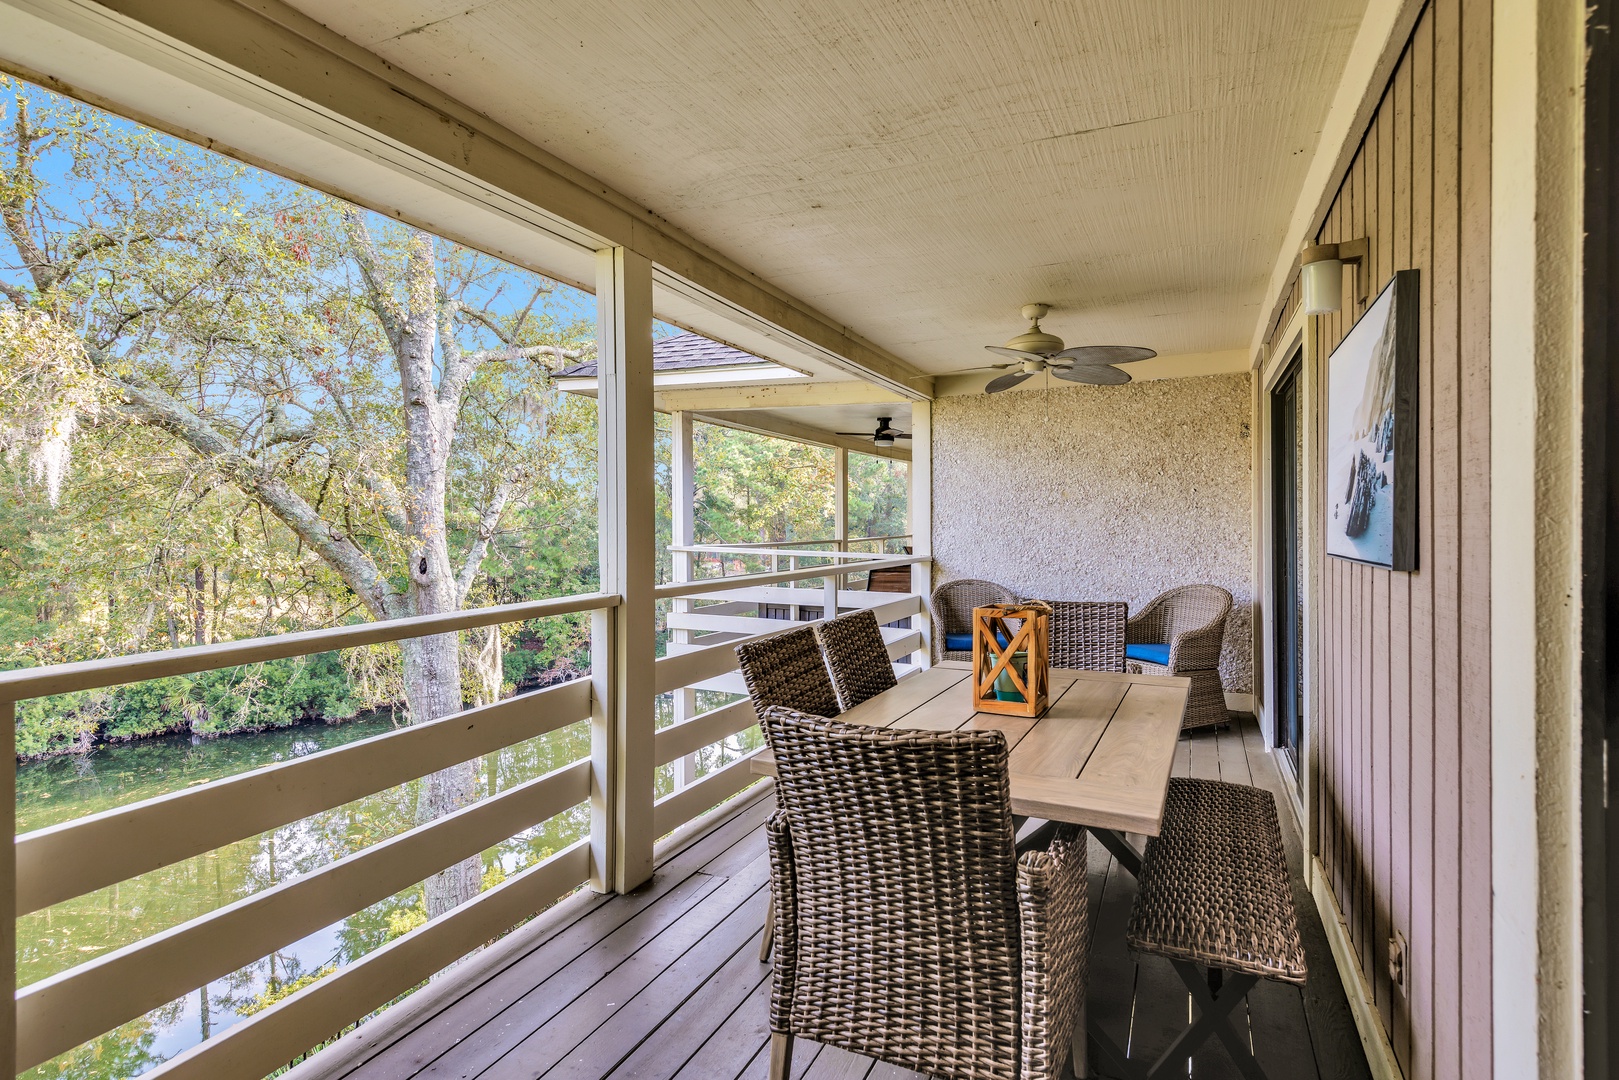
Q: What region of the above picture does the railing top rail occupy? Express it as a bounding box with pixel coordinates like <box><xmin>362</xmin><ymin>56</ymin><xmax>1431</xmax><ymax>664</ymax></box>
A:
<box><xmin>0</xmin><ymin>591</ymin><xmax>620</xmax><ymax>703</ymax></box>
<box><xmin>654</xmin><ymin>555</ymin><xmax>925</xmax><ymax>600</ymax></box>
<box><xmin>669</xmin><ymin>544</ymin><xmax>909</xmax><ymax>562</ymax></box>
<box><xmin>683</xmin><ymin>533</ymin><xmax>910</xmax><ymax>551</ymax></box>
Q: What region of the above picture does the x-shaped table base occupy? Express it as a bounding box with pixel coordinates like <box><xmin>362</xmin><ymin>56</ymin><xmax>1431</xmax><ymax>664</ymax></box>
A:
<box><xmin>1087</xmin><ymin>962</ymin><xmax>1266</xmax><ymax>1080</ymax></box>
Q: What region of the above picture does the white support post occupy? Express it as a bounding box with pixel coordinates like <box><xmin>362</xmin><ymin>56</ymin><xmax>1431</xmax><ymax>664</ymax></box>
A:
<box><xmin>592</xmin><ymin>246</ymin><xmax>657</xmax><ymax>894</ymax></box>
<box><xmin>670</xmin><ymin>411</ymin><xmax>698</xmax><ymax>790</ymax></box>
<box><xmin>908</xmin><ymin>403</ymin><xmax>932</xmax><ymax>666</ymax></box>
<box><xmin>834</xmin><ymin>447</ymin><xmax>849</xmax><ymax>594</ymax></box>
<box><xmin>1</xmin><ymin>698</ymin><xmax>14</xmax><ymax>1076</ymax></box>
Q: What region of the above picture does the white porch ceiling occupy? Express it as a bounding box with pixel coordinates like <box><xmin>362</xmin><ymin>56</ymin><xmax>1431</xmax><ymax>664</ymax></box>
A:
<box><xmin>281</xmin><ymin>0</ymin><xmax>1365</xmax><ymax>377</ymax></box>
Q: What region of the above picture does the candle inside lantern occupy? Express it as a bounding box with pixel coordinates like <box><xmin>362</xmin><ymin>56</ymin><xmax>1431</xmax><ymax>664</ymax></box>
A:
<box><xmin>994</xmin><ymin>651</ymin><xmax>1029</xmax><ymax>701</ymax></box>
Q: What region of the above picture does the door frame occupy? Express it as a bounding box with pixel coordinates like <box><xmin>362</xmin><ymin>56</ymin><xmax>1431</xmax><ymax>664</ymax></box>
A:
<box><xmin>1255</xmin><ymin>309</ymin><xmax>1315</xmax><ymax>856</ymax></box>
<box><xmin>1268</xmin><ymin>349</ymin><xmax>1305</xmax><ymax>774</ymax></box>
<box><xmin>1583</xmin><ymin>0</ymin><xmax>1618</xmax><ymax>1070</ymax></box>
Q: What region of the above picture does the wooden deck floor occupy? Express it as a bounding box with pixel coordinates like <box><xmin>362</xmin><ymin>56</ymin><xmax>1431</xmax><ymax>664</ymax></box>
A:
<box><xmin>300</xmin><ymin>718</ymin><xmax>1369</xmax><ymax>1080</ymax></box>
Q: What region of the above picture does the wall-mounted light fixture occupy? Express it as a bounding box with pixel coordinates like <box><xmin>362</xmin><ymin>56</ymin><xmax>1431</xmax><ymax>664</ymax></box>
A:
<box><xmin>1299</xmin><ymin>238</ymin><xmax>1370</xmax><ymax>314</ymax></box>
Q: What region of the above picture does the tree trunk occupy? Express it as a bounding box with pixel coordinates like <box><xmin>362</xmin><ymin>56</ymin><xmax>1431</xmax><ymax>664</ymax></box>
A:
<box><xmin>398</xmin><ymin>632</ymin><xmax>483</xmax><ymax>919</ymax></box>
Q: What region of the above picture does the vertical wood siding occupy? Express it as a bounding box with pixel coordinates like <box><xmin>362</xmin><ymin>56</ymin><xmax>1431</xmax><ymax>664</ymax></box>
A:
<box><xmin>1265</xmin><ymin>2</ymin><xmax>1492</xmax><ymax>1076</ymax></box>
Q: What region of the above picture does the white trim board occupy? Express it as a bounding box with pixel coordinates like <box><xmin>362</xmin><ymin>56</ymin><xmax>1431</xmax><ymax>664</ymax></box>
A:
<box><xmin>1312</xmin><ymin>859</ymin><xmax>1404</xmax><ymax>1080</ymax></box>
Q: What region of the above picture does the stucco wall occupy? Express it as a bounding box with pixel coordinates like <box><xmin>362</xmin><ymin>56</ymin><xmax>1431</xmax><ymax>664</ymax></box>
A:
<box><xmin>931</xmin><ymin>373</ymin><xmax>1254</xmax><ymax>694</ymax></box>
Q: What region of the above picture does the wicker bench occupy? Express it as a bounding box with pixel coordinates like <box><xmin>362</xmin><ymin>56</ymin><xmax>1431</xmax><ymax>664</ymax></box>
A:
<box><xmin>1100</xmin><ymin>777</ymin><xmax>1307</xmax><ymax>1080</ymax></box>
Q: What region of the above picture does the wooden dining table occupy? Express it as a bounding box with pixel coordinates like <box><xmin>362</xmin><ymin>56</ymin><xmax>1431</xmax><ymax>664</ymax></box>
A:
<box><xmin>750</xmin><ymin>659</ymin><xmax>1191</xmax><ymax>871</ymax></box>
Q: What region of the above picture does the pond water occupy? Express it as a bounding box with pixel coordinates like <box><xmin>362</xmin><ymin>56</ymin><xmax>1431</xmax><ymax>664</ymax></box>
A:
<box><xmin>15</xmin><ymin>710</ymin><xmax>592</xmax><ymax>1080</ymax></box>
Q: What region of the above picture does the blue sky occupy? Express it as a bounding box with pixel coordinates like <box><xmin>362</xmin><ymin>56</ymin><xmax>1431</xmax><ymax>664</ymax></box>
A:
<box><xmin>3</xmin><ymin>76</ymin><xmax>679</xmax><ymax>351</ymax></box>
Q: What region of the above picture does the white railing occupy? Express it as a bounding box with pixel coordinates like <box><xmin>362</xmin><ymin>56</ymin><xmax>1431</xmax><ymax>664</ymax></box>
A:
<box><xmin>1</xmin><ymin>550</ymin><xmax>930</xmax><ymax>1080</ymax></box>
<box><xmin>652</xmin><ymin>545</ymin><xmax>928</xmax><ymax>821</ymax></box>
<box><xmin>1</xmin><ymin>592</ymin><xmax>617</xmax><ymax>1080</ymax></box>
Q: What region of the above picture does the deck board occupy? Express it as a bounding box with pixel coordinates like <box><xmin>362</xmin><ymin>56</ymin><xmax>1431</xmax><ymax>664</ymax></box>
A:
<box><xmin>308</xmin><ymin>718</ymin><xmax>1367</xmax><ymax>1080</ymax></box>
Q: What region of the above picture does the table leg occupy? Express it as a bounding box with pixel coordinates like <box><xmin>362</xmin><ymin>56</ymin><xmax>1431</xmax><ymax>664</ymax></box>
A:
<box><xmin>1090</xmin><ymin>827</ymin><xmax>1143</xmax><ymax>877</ymax></box>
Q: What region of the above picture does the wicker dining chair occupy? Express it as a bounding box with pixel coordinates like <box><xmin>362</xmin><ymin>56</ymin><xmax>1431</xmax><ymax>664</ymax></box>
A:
<box><xmin>1124</xmin><ymin>584</ymin><xmax>1233</xmax><ymax>730</ymax></box>
<box><xmin>815</xmin><ymin>609</ymin><xmax>897</xmax><ymax>711</ymax></box>
<box><xmin>929</xmin><ymin>578</ymin><xmax>1018</xmax><ymax>663</ymax></box>
<box><xmin>1046</xmin><ymin>600</ymin><xmax>1128</xmax><ymax>672</ymax></box>
<box><xmin>735</xmin><ymin>625</ymin><xmax>842</xmax><ymax>718</ymax></box>
<box><xmin>761</xmin><ymin>705</ymin><xmax>1089</xmax><ymax>1080</ymax></box>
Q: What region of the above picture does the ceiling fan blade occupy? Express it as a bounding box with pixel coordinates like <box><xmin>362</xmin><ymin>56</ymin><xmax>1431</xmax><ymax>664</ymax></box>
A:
<box><xmin>835</xmin><ymin>431</ymin><xmax>878</xmax><ymax>436</ymax></box>
<box><xmin>985</xmin><ymin>370</ymin><xmax>1035</xmax><ymax>394</ymax></box>
<box><xmin>984</xmin><ymin>346</ymin><xmax>1048</xmax><ymax>362</ymax></box>
<box><xmin>1050</xmin><ymin>345</ymin><xmax>1157</xmax><ymax>365</ymax></box>
<box><xmin>895</xmin><ymin>433</ymin><xmax>913</xmax><ymax>438</ymax></box>
<box><xmin>1052</xmin><ymin>363</ymin><xmax>1132</xmax><ymax>386</ymax></box>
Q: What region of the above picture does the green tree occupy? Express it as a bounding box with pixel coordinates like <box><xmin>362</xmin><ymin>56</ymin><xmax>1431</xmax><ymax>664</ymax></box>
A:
<box><xmin>0</xmin><ymin>77</ymin><xmax>595</xmax><ymax>915</ymax></box>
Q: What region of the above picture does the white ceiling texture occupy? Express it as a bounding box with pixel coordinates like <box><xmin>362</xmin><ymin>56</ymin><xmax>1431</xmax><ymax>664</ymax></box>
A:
<box><xmin>282</xmin><ymin>0</ymin><xmax>1365</xmax><ymax>384</ymax></box>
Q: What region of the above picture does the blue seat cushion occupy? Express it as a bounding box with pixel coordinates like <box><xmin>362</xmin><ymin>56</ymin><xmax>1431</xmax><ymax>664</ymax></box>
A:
<box><xmin>944</xmin><ymin>631</ymin><xmax>1013</xmax><ymax>652</ymax></box>
<box><xmin>1126</xmin><ymin>643</ymin><xmax>1172</xmax><ymax>667</ymax></box>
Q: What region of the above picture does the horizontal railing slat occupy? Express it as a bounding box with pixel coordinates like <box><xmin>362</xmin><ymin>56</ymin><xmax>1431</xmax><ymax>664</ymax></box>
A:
<box><xmin>17</xmin><ymin>759</ymin><xmax>591</xmax><ymax>1072</ymax></box>
<box><xmin>654</xmin><ymin>631</ymin><xmax>762</xmax><ymax>695</ymax></box>
<box><xmin>670</xmin><ymin>533</ymin><xmax>908</xmax><ymax>552</ymax></box>
<box><xmin>654</xmin><ymin>617</ymin><xmax>924</xmax><ymax>698</ymax></box>
<box><xmin>866</xmin><ymin>593</ymin><xmax>924</xmax><ymax>624</ymax></box>
<box><xmin>0</xmin><ymin>592</ymin><xmax>619</xmax><ymax>701</ymax></box>
<box><xmin>15</xmin><ymin>678</ymin><xmax>592</xmax><ymax>915</ymax></box>
<box><xmin>886</xmin><ymin>630</ymin><xmax>924</xmax><ymax>659</ymax></box>
<box><xmin>668</xmin><ymin>612</ymin><xmax>816</xmax><ymax>635</ymax></box>
<box><xmin>672</xmin><ymin>544</ymin><xmax>877</xmax><ymax>561</ymax></box>
<box><xmin>137</xmin><ymin>839</ymin><xmax>592</xmax><ymax>1080</ymax></box>
<box><xmin>655</xmin><ymin>700</ymin><xmax>758</xmax><ymax>767</ymax></box>
<box><xmin>673</xmin><ymin>585</ymin><xmax>901</xmax><ymax>607</ymax></box>
<box><xmin>653</xmin><ymin>751</ymin><xmax>765</xmax><ymax>838</ymax></box>
<box><xmin>652</xmin><ymin>556</ymin><xmax>920</xmax><ymax>600</ymax></box>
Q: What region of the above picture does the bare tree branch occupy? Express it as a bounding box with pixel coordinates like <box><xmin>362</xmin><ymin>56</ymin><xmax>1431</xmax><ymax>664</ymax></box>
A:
<box><xmin>1</xmin><ymin>96</ymin><xmax>55</xmax><ymax>293</ymax></box>
<box><xmin>111</xmin><ymin>373</ymin><xmax>403</xmax><ymax>620</ymax></box>
<box><xmin>339</xmin><ymin>208</ymin><xmax>408</xmax><ymax>355</ymax></box>
<box><xmin>456</xmin><ymin>471</ymin><xmax>521</xmax><ymax>606</ymax></box>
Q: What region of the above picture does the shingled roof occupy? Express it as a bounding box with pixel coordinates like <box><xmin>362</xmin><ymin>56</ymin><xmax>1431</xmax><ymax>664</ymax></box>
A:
<box><xmin>553</xmin><ymin>332</ymin><xmax>768</xmax><ymax>378</ymax></box>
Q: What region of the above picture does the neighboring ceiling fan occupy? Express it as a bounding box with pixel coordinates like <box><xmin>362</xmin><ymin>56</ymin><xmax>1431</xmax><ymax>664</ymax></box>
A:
<box><xmin>837</xmin><ymin>417</ymin><xmax>912</xmax><ymax>448</ymax></box>
<box><xmin>972</xmin><ymin>304</ymin><xmax>1157</xmax><ymax>393</ymax></box>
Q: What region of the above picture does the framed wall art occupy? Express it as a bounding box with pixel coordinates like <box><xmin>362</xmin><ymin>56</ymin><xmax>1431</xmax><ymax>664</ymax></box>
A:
<box><xmin>1325</xmin><ymin>269</ymin><xmax>1419</xmax><ymax>570</ymax></box>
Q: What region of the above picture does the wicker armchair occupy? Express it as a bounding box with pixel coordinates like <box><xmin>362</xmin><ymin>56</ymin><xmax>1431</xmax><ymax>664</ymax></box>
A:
<box><xmin>929</xmin><ymin>578</ymin><xmax>1018</xmax><ymax>663</ymax></box>
<box><xmin>735</xmin><ymin>625</ymin><xmax>841</xmax><ymax>719</ymax></box>
<box><xmin>761</xmin><ymin>705</ymin><xmax>1089</xmax><ymax>1080</ymax></box>
<box><xmin>1046</xmin><ymin>600</ymin><xmax>1127</xmax><ymax>672</ymax></box>
<box><xmin>1125</xmin><ymin>584</ymin><xmax>1233</xmax><ymax>730</ymax></box>
<box><xmin>815</xmin><ymin>609</ymin><xmax>897</xmax><ymax>710</ymax></box>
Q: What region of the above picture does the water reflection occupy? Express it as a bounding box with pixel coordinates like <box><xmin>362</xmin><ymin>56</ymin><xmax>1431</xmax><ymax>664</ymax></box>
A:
<box><xmin>16</xmin><ymin>709</ymin><xmax>591</xmax><ymax>1080</ymax></box>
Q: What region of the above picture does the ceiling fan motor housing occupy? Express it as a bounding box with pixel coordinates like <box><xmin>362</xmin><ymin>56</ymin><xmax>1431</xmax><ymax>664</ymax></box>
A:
<box><xmin>1001</xmin><ymin>325</ymin><xmax>1064</xmax><ymax>356</ymax></box>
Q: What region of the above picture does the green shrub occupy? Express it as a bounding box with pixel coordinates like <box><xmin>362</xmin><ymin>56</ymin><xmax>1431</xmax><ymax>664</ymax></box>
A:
<box><xmin>14</xmin><ymin>690</ymin><xmax>106</xmax><ymax>758</ymax></box>
<box><xmin>16</xmin><ymin>652</ymin><xmax>370</xmax><ymax>756</ymax></box>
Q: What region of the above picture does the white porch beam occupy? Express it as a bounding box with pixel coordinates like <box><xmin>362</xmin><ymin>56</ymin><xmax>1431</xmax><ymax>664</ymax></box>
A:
<box><xmin>0</xmin><ymin>700</ymin><xmax>13</xmax><ymax>1076</ymax></box>
<box><xmin>909</xmin><ymin>402</ymin><xmax>933</xmax><ymax>665</ymax></box>
<box><xmin>834</xmin><ymin>448</ymin><xmax>849</xmax><ymax>592</ymax></box>
<box><xmin>0</xmin><ymin>0</ymin><xmax>932</xmax><ymax>399</ymax></box>
<box><xmin>592</xmin><ymin>247</ymin><xmax>657</xmax><ymax>894</ymax></box>
<box><xmin>694</xmin><ymin>411</ymin><xmax>909</xmax><ymax>462</ymax></box>
<box><xmin>655</xmin><ymin>380</ymin><xmax>912</xmax><ymax>413</ymax></box>
<box><xmin>1489</xmin><ymin>0</ymin><xmax>1583</xmax><ymax>1073</ymax></box>
<box><xmin>669</xmin><ymin>411</ymin><xmax>699</xmax><ymax>790</ymax></box>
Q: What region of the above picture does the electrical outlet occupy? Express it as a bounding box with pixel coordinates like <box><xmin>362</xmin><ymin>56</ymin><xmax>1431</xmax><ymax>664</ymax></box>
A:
<box><xmin>1388</xmin><ymin>930</ymin><xmax>1408</xmax><ymax>993</ymax></box>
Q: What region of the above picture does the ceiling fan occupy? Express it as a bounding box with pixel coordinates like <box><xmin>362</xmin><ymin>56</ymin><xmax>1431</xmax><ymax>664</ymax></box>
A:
<box><xmin>837</xmin><ymin>417</ymin><xmax>912</xmax><ymax>448</ymax></box>
<box><xmin>971</xmin><ymin>304</ymin><xmax>1157</xmax><ymax>393</ymax></box>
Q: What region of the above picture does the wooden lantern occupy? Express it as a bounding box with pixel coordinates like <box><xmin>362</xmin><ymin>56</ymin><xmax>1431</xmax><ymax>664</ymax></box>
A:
<box><xmin>970</xmin><ymin>601</ymin><xmax>1051</xmax><ymax>716</ymax></box>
